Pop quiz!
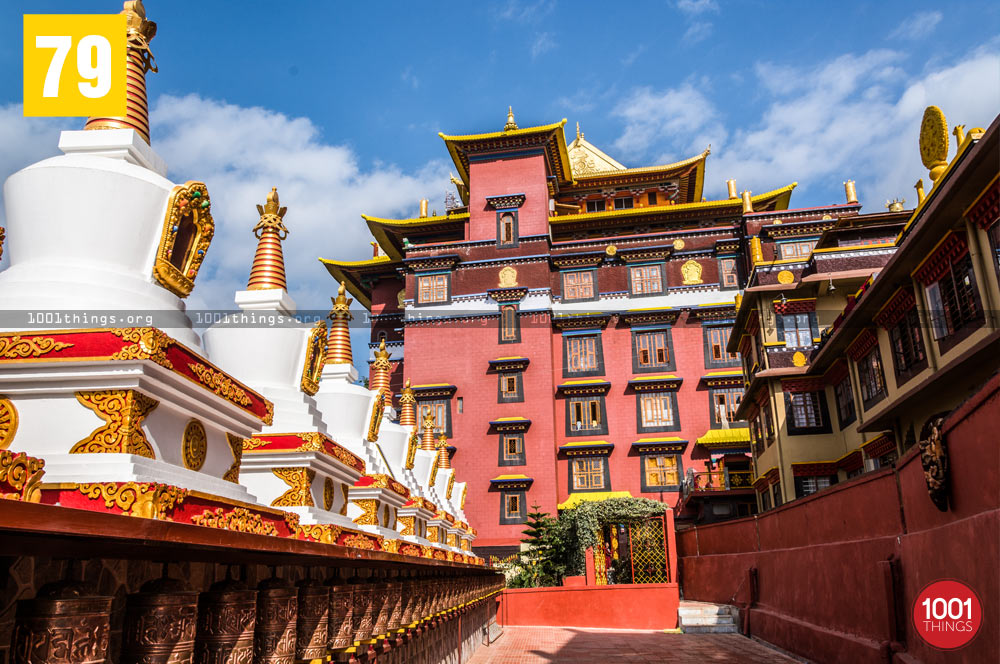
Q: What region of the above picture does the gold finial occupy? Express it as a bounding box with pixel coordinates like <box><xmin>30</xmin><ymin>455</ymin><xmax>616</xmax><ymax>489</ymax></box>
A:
<box><xmin>844</xmin><ymin>180</ymin><xmax>858</xmax><ymax>204</ymax></box>
<box><xmin>750</xmin><ymin>236</ymin><xmax>764</xmax><ymax>265</ymax></box>
<box><xmin>374</xmin><ymin>338</ymin><xmax>389</xmax><ymax>362</ymax></box>
<box><xmin>247</xmin><ymin>187</ymin><xmax>290</xmax><ymax>290</ymax></box>
<box><xmin>398</xmin><ymin>379</ymin><xmax>416</xmax><ymax>427</ymax></box>
<box><xmin>419</xmin><ymin>411</ymin><xmax>437</xmax><ymax>451</ymax></box>
<box><xmin>504</xmin><ymin>106</ymin><xmax>518</xmax><ymax>131</ymax></box>
<box><xmin>741</xmin><ymin>190</ymin><xmax>753</xmax><ymax>214</ymax></box>
<box><xmin>576</xmin><ymin>121</ymin><xmax>583</xmax><ymax>141</ymax></box>
<box><xmin>726</xmin><ymin>179</ymin><xmax>738</xmax><ymax>199</ymax></box>
<box><xmin>437</xmin><ymin>433</ymin><xmax>451</xmax><ymax>469</ymax></box>
<box><xmin>953</xmin><ymin>124</ymin><xmax>966</xmax><ymax>146</ymax></box>
<box><xmin>914</xmin><ymin>178</ymin><xmax>926</xmax><ymax>204</ymax></box>
<box><xmin>886</xmin><ymin>198</ymin><xmax>906</xmax><ymax>212</ymax></box>
<box><xmin>919</xmin><ymin>106</ymin><xmax>949</xmax><ymax>184</ymax></box>
<box><xmin>734</xmin><ymin>292</ymin><xmax>743</xmax><ymax>312</ymax></box>
<box><xmin>84</xmin><ymin>0</ymin><xmax>158</xmax><ymax>144</ymax></box>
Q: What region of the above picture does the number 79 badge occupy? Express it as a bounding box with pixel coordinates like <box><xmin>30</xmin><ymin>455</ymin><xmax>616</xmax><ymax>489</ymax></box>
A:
<box><xmin>23</xmin><ymin>14</ymin><xmax>126</xmax><ymax>117</ymax></box>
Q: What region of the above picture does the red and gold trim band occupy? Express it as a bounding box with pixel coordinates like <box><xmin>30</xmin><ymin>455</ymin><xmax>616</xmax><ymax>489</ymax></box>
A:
<box><xmin>242</xmin><ymin>432</ymin><xmax>365</xmax><ymax>473</ymax></box>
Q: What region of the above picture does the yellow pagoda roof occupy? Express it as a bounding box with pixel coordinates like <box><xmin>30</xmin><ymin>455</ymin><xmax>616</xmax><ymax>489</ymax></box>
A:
<box><xmin>318</xmin><ymin>255</ymin><xmax>399</xmax><ymax>309</ymax></box>
<box><xmin>440</xmin><ymin>118</ymin><xmax>574</xmax><ymax>187</ymax></box>
<box><xmin>696</xmin><ymin>428</ymin><xmax>752</xmax><ymax>448</ymax></box>
<box><xmin>551</xmin><ymin>183</ymin><xmax>797</xmax><ymax>227</ymax></box>
<box><xmin>361</xmin><ymin>212</ymin><xmax>469</xmax><ymax>261</ymax></box>
<box><xmin>557</xmin><ymin>491</ymin><xmax>633</xmax><ymax>510</ymax></box>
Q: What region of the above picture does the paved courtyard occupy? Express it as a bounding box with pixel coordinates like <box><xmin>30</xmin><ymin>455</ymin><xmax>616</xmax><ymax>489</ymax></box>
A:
<box><xmin>467</xmin><ymin>626</ymin><xmax>801</xmax><ymax>664</ymax></box>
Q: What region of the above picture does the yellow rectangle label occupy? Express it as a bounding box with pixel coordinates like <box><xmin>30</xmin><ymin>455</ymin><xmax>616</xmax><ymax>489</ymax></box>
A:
<box><xmin>23</xmin><ymin>14</ymin><xmax>126</xmax><ymax>117</ymax></box>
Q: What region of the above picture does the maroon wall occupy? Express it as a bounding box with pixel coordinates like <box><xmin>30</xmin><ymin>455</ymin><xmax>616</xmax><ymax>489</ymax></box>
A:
<box><xmin>678</xmin><ymin>373</ymin><xmax>1000</xmax><ymax>664</ymax></box>
<box><xmin>497</xmin><ymin>583</ymin><xmax>680</xmax><ymax>630</ymax></box>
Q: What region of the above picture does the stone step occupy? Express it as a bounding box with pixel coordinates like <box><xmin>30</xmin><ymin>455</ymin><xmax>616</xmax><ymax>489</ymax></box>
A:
<box><xmin>679</xmin><ymin>615</ymin><xmax>736</xmax><ymax>626</ymax></box>
<box><xmin>678</xmin><ymin>606</ymin><xmax>734</xmax><ymax>616</ymax></box>
<box><xmin>681</xmin><ymin>623</ymin><xmax>739</xmax><ymax>634</ymax></box>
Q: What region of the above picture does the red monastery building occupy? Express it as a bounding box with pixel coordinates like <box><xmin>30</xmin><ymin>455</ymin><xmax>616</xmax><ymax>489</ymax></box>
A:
<box><xmin>323</xmin><ymin>110</ymin><xmax>860</xmax><ymax>556</ymax></box>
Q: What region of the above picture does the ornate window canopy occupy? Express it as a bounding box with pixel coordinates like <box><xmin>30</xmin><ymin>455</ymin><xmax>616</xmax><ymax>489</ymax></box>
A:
<box><xmin>153</xmin><ymin>181</ymin><xmax>214</xmax><ymax>298</ymax></box>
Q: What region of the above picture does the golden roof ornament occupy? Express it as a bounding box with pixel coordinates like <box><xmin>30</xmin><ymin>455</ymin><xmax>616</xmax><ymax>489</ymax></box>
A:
<box><xmin>919</xmin><ymin>106</ymin><xmax>949</xmax><ymax>184</ymax></box>
<box><xmin>329</xmin><ymin>282</ymin><xmax>353</xmax><ymax>320</ymax></box>
<box><xmin>325</xmin><ymin>281</ymin><xmax>354</xmax><ymax>365</ymax></box>
<box><xmin>372</xmin><ymin>338</ymin><xmax>390</xmax><ymax>369</ymax></box>
<box><xmin>399</xmin><ymin>379</ymin><xmax>416</xmax><ymax>426</ymax></box>
<box><xmin>576</xmin><ymin>122</ymin><xmax>584</xmax><ymax>141</ymax></box>
<box><xmin>886</xmin><ymin>198</ymin><xmax>906</xmax><ymax>212</ymax></box>
<box><xmin>914</xmin><ymin>178</ymin><xmax>926</xmax><ymax>205</ymax></box>
<box><xmin>504</xmin><ymin>106</ymin><xmax>518</xmax><ymax>132</ymax></box>
<box><xmin>84</xmin><ymin>0</ymin><xmax>158</xmax><ymax>143</ymax></box>
<box><xmin>437</xmin><ymin>434</ymin><xmax>451</xmax><ymax>469</ymax></box>
<box><xmin>247</xmin><ymin>187</ymin><xmax>289</xmax><ymax>291</ymax></box>
<box><xmin>419</xmin><ymin>411</ymin><xmax>437</xmax><ymax>451</ymax></box>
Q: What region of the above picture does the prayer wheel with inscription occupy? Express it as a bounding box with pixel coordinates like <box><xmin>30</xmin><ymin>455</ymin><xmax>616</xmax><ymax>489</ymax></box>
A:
<box><xmin>121</xmin><ymin>577</ymin><xmax>198</xmax><ymax>664</ymax></box>
<box><xmin>325</xmin><ymin>579</ymin><xmax>353</xmax><ymax>649</ymax></box>
<box><xmin>11</xmin><ymin>581</ymin><xmax>113</xmax><ymax>664</ymax></box>
<box><xmin>253</xmin><ymin>576</ymin><xmax>297</xmax><ymax>664</ymax></box>
<box><xmin>349</xmin><ymin>574</ymin><xmax>374</xmax><ymax>642</ymax></box>
<box><xmin>385</xmin><ymin>573</ymin><xmax>402</xmax><ymax>632</ymax></box>
<box><xmin>293</xmin><ymin>579</ymin><xmax>328</xmax><ymax>661</ymax></box>
<box><xmin>369</xmin><ymin>572</ymin><xmax>389</xmax><ymax>637</ymax></box>
<box><xmin>398</xmin><ymin>574</ymin><xmax>416</xmax><ymax>627</ymax></box>
<box><xmin>194</xmin><ymin>579</ymin><xmax>256</xmax><ymax>664</ymax></box>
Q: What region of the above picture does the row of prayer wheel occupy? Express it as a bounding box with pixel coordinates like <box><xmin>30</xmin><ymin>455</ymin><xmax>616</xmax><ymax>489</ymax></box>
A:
<box><xmin>10</xmin><ymin>572</ymin><xmax>504</xmax><ymax>664</ymax></box>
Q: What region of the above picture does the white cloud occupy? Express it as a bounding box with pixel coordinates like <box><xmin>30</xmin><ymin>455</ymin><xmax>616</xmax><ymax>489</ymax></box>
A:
<box><xmin>494</xmin><ymin>0</ymin><xmax>557</xmax><ymax>22</ymax></box>
<box><xmin>889</xmin><ymin>10</ymin><xmax>942</xmax><ymax>40</ymax></box>
<box><xmin>682</xmin><ymin>21</ymin><xmax>713</xmax><ymax>44</ymax></box>
<box><xmin>611</xmin><ymin>45</ymin><xmax>1000</xmax><ymax>210</ymax></box>
<box><xmin>612</xmin><ymin>82</ymin><xmax>724</xmax><ymax>162</ymax></box>
<box><xmin>401</xmin><ymin>66</ymin><xmax>420</xmax><ymax>89</ymax></box>
<box><xmin>676</xmin><ymin>0</ymin><xmax>718</xmax><ymax>15</ymax></box>
<box><xmin>622</xmin><ymin>44</ymin><xmax>646</xmax><ymax>67</ymax></box>
<box><xmin>531</xmin><ymin>32</ymin><xmax>556</xmax><ymax>59</ymax></box>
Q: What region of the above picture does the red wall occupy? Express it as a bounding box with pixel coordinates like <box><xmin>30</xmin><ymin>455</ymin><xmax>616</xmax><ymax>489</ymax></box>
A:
<box><xmin>677</xmin><ymin>373</ymin><xmax>1000</xmax><ymax>664</ymax></box>
<box><xmin>468</xmin><ymin>154</ymin><xmax>550</xmax><ymax>241</ymax></box>
<box><xmin>497</xmin><ymin>584</ymin><xmax>679</xmax><ymax>630</ymax></box>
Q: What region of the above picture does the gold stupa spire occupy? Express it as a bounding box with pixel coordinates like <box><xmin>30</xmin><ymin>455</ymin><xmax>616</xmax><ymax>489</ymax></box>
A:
<box><xmin>420</xmin><ymin>411</ymin><xmax>437</xmax><ymax>451</ymax></box>
<box><xmin>247</xmin><ymin>187</ymin><xmax>289</xmax><ymax>290</ymax></box>
<box><xmin>84</xmin><ymin>1</ymin><xmax>157</xmax><ymax>144</ymax></box>
<box><xmin>504</xmin><ymin>106</ymin><xmax>518</xmax><ymax>131</ymax></box>
<box><xmin>369</xmin><ymin>339</ymin><xmax>392</xmax><ymax>410</ymax></box>
<box><xmin>326</xmin><ymin>281</ymin><xmax>353</xmax><ymax>365</ymax></box>
<box><xmin>437</xmin><ymin>433</ymin><xmax>451</xmax><ymax>470</ymax></box>
<box><xmin>399</xmin><ymin>379</ymin><xmax>416</xmax><ymax>427</ymax></box>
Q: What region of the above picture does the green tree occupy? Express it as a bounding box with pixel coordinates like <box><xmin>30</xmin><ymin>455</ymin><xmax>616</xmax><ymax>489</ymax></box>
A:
<box><xmin>517</xmin><ymin>504</ymin><xmax>568</xmax><ymax>587</ymax></box>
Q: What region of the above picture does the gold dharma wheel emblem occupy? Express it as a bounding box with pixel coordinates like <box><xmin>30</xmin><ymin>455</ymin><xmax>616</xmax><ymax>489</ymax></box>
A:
<box><xmin>323</xmin><ymin>477</ymin><xmax>335</xmax><ymax>510</ymax></box>
<box><xmin>605</xmin><ymin>244</ymin><xmax>617</xmax><ymax>256</ymax></box>
<box><xmin>182</xmin><ymin>419</ymin><xmax>208</xmax><ymax>470</ymax></box>
<box><xmin>0</xmin><ymin>397</ymin><xmax>18</xmax><ymax>450</ymax></box>
<box><xmin>919</xmin><ymin>106</ymin><xmax>949</xmax><ymax>182</ymax></box>
<box><xmin>792</xmin><ymin>351</ymin><xmax>807</xmax><ymax>367</ymax></box>
<box><xmin>672</xmin><ymin>238</ymin><xmax>685</xmax><ymax>250</ymax></box>
<box><xmin>777</xmin><ymin>270</ymin><xmax>795</xmax><ymax>284</ymax></box>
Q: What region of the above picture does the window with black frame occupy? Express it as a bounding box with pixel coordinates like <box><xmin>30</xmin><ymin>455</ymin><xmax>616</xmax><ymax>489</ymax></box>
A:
<box><xmin>857</xmin><ymin>348</ymin><xmax>887</xmax><ymax>409</ymax></box>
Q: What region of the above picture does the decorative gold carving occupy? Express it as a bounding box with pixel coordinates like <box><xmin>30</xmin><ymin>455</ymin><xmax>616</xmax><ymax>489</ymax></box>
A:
<box><xmin>777</xmin><ymin>270</ymin><xmax>795</xmax><ymax>284</ymax></box>
<box><xmin>405</xmin><ymin>431</ymin><xmax>418</xmax><ymax>470</ymax></box>
<box><xmin>188</xmin><ymin>362</ymin><xmax>252</xmax><ymax>406</ymax></box>
<box><xmin>367</xmin><ymin>389</ymin><xmax>386</xmax><ymax>442</ymax></box>
<box><xmin>263</xmin><ymin>401</ymin><xmax>274</xmax><ymax>426</ymax></box>
<box><xmin>919</xmin><ymin>106</ymin><xmax>949</xmax><ymax>182</ymax></box>
<box><xmin>681</xmin><ymin>259</ymin><xmax>703</xmax><ymax>285</ymax></box>
<box><xmin>243</xmin><ymin>437</ymin><xmax>269</xmax><ymax>451</ymax></box>
<box><xmin>109</xmin><ymin>328</ymin><xmax>173</xmax><ymax>368</ymax></box>
<box><xmin>71</xmin><ymin>390</ymin><xmax>158</xmax><ymax>458</ymax></box>
<box><xmin>398</xmin><ymin>515</ymin><xmax>415</xmax><ymax>536</ymax></box>
<box><xmin>503</xmin><ymin>106</ymin><xmax>518</xmax><ymax>131</ymax></box>
<box><xmin>0</xmin><ymin>335</ymin><xmax>74</xmax><ymax>359</ymax></box>
<box><xmin>224</xmin><ymin>433</ymin><xmax>242</xmax><ymax>483</ymax></box>
<box><xmin>425</xmin><ymin>526</ymin><xmax>440</xmax><ymax>544</ymax></box>
<box><xmin>447</xmin><ymin>533</ymin><xmax>458</xmax><ymax>548</ymax></box>
<box><xmin>792</xmin><ymin>351</ymin><xmax>807</xmax><ymax>367</ymax></box>
<box><xmin>323</xmin><ymin>477</ymin><xmax>334</xmax><ymax>510</ymax></box>
<box><xmin>296</xmin><ymin>523</ymin><xmax>341</xmax><ymax>544</ymax></box>
<box><xmin>181</xmin><ymin>419</ymin><xmax>207</xmax><ymax>471</ymax></box>
<box><xmin>397</xmin><ymin>289</ymin><xmax>406</xmax><ymax>308</ymax></box>
<box><xmin>352</xmin><ymin>498</ymin><xmax>379</xmax><ymax>526</ymax></box>
<box><xmin>460</xmin><ymin>485</ymin><xmax>467</xmax><ymax>509</ymax></box>
<box><xmin>428</xmin><ymin>454</ymin><xmax>439</xmax><ymax>487</ymax></box>
<box><xmin>0</xmin><ymin>450</ymin><xmax>45</xmax><ymax>502</ymax></box>
<box><xmin>152</xmin><ymin>181</ymin><xmax>214</xmax><ymax>297</ymax></box>
<box><xmin>190</xmin><ymin>506</ymin><xmax>279</xmax><ymax>536</ymax></box>
<box><xmin>498</xmin><ymin>266</ymin><xmax>518</xmax><ymax>288</ymax></box>
<box><xmin>342</xmin><ymin>533</ymin><xmax>377</xmax><ymax>550</ymax></box>
<box><xmin>919</xmin><ymin>412</ymin><xmax>950</xmax><ymax>512</ymax></box>
<box><xmin>270</xmin><ymin>467</ymin><xmax>315</xmax><ymax>507</ymax></box>
<box><xmin>446</xmin><ymin>473</ymin><xmax>455</xmax><ymax>500</ymax></box>
<box><xmin>339</xmin><ymin>483</ymin><xmax>349</xmax><ymax>516</ymax></box>
<box><xmin>672</xmin><ymin>238</ymin><xmax>685</xmax><ymax>250</ymax></box>
<box><xmin>300</xmin><ymin>321</ymin><xmax>326</xmax><ymax>396</ymax></box>
<box><xmin>0</xmin><ymin>397</ymin><xmax>18</xmax><ymax>450</ymax></box>
<box><xmin>77</xmin><ymin>482</ymin><xmax>187</xmax><ymax>519</ymax></box>
<box><xmin>381</xmin><ymin>538</ymin><xmax>400</xmax><ymax>554</ymax></box>
<box><xmin>605</xmin><ymin>244</ymin><xmax>617</xmax><ymax>256</ymax></box>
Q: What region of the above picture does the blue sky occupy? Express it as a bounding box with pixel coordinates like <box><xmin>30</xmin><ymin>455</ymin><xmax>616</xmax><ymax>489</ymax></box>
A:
<box><xmin>1</xmin><ymin>1</ymin><xmax>998</xmax><ymax>371</ymax></box>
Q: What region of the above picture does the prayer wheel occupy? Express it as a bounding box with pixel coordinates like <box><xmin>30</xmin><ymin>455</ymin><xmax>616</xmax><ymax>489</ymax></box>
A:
<box><xmin>385</xmin><ymin>574</ymin><xmax>402</xmax><ymax>632</ymax></box>
<box><xmin>293</xmin><ymin>579</ymin><xmax>328</xmax><ymax>662</ymax></box>
<box><xmin>398</xmin><ymin>575</ymin><xmax>416</xmax><ymax>627</ymax></box>
<box><xmin>349</xmin><ymin>575</ymin><xmax>374</xmax><ymax>642</ymax></box>
<box><xmin>325</xmin><ymin>580</ymin><xmax>354</xmax><ymax>649</ymax></box>
<box><xmin>12</xmin><ymin>581</ymin><xmax>113</xmax><ymax>664</ymax></box>
<box><xmin>369</xmin><ymin>573</ymin><xmax>389</xmax><ymax>637</ymax></box>
<box><xmin>253</xmin><ymin>576</ymin><xmax>297</xmax><ymax>664</ymax></box>
<box><xmin>194</xmin><ymin>579</ymin><xmax>256</xmax><ymax>664</ymax></box>
<box><xmin>121</xmin><ymin>577</ymin><xmax>198</xmax><ymax>664</ymax></box>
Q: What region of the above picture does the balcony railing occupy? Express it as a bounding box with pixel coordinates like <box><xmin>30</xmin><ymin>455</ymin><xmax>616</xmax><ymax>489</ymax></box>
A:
<box><xmin>683</xmin><ymin>470</ymin><xmax>754</xmax><ymax>497</ymax></box>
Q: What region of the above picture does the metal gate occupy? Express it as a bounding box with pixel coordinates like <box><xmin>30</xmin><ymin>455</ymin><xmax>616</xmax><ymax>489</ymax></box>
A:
<box><xmin>594</xmin><ymin>515</ymin><xmax>670</xmax><ymax>585</ymax></box>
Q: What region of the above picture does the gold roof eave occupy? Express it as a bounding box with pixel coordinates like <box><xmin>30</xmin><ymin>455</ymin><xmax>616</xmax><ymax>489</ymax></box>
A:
<box><xmin>440</xmin><ymin>119</ymin><xmax>574</xmax><ymax>187</ymax></box>
<box><xmin>318</xmin><ymin>255</ymin><xmax>398</xmax><ymax>310</ymax></box>
<box><xmin>549</xmin><ymin>183</ymin><xmax>798</xmax><ymax>226</ymax></box>
<box><xmin>572</xmin><ymin>148</ymin><xmax>710</xmax><ymax>202</ymax></box>
<box><xmin>361</xmin><ymin>212</ymin><xmax>469</xmax><ymax>260</ymax></box>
